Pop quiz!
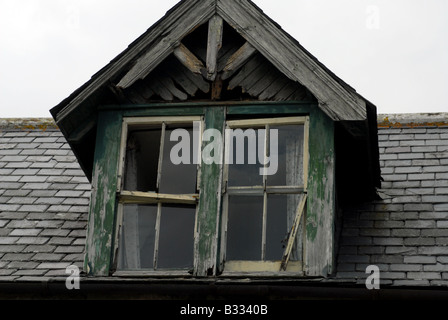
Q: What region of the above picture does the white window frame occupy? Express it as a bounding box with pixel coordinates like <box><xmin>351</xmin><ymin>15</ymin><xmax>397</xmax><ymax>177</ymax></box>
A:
<box><xmin>220</xmin><ymin>116</ymin><xmax>310</xmax><ymax>275</ymax></box>
<box><xmin>113</xmin><ymin>116</ymin><xmax>203</xmax><ymax>276</ymax></box>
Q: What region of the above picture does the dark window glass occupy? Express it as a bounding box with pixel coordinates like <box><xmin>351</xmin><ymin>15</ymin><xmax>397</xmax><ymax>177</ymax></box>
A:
<box><xmin>226</xmin><ymin>196</ymin><xmax>263</xmax><ymax>261</ymax></box>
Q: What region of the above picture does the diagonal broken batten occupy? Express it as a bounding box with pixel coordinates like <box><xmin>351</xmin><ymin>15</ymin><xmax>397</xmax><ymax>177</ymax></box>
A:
<box><xmin>280</xmin><ymin>193</ymin><xmax>307</xmax><ymax>271</ymax></box>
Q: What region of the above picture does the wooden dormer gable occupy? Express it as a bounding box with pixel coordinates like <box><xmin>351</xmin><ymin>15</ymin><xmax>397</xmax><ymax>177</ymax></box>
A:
<box><xmin>51</xmin><ymin>0</ymin><xmax>378</xmax><ymax>187</ymax></box>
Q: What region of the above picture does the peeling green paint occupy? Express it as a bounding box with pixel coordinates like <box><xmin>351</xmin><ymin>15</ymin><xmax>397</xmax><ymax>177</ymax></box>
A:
<box><xmin>84</xmin><ymin>111</ymin><xmax>122</xmax><ymax>276</ymax></box>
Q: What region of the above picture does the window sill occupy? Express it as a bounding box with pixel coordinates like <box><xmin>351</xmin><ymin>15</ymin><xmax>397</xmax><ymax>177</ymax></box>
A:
<box><xmin>112</xmin><ymin>270</ymin><xmax>193</xmax><ymax>278</ymax></box>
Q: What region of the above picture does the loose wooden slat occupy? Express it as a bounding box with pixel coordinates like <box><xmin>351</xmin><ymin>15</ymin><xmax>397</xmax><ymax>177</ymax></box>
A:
<box><xmin>273</xmin><ymin>82</ymin><xmax>301</xmax><ymax>101</ymax></box>
<box><xmin>206</xmin><ymin>15</ymin><xmax>224</xmax><ymax>81</ymax></box>
<box><xmin>228</xmin><ymin>54</ymin><xmax>264</xmax><ymax>90</ymax></box>
<box><xmin>258</xmin><ymin>76</ymin><xmax>290</xmax><ymax>100</ymax></box>
<box><xmin>172</xmin><ymin>57</ymin><xmax>210</xmax><ymax>94</ymax></box>
<box><xmin>165</xmin><ymin>63</ymin><xmax>199</xmax><ymax>97</ymax></box>
<box><xmin>147</xmin><ymin>78</ymin><xmax>173</xmax><ymax>101</ymax></box>
<box><xmin>280</xmin><ymin>193</ymin><xmax>307</xmax><ymax>271</ymax></box>
<box><xmin>159</xmin><ymin>75</ymin><xmax>188</xmax><ymax>101</ymax></box>
<box><xmin>120</xmin><ymin>190</ymin><xmax>198</xmax><ymax>205</ymax></box>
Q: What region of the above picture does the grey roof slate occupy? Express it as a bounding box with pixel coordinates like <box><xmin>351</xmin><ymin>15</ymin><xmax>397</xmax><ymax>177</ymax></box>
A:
<box><xmin>0</xmin><ymin>114</ymin><xmax>447</xmax><ymax>287</ymax></box>
<box><xmin>0</xmin><ymin>120</ymin><xmax>90</xmax><ymax>281</ymax></box>
<box><xmin>336</xmin><ymin>114</ymin><xmax>448</xmax><ymax>287</ymax></box>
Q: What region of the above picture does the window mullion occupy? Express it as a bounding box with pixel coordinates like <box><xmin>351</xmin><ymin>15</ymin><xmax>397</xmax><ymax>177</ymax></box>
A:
<box><xmin>156</xmin><ymin>122</ymin><xmax>167</xmax><ymax>192</ymax></box>
<box><xmin>261</xmin><ymin>192</ymin><xmax>268</xmax><ymax>261</ymax></box>
<box><xmin>153</xmin><ymin>202</ymin><xmax>162</xmax><ymax>270</ymax></box>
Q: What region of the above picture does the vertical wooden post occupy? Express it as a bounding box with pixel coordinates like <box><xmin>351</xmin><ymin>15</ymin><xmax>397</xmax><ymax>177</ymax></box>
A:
<box><xmin>206</xmin><ymin>15</ymin><xmax>223</xmax><ymax>81</ymax></box>
<box><xmin>84</xmin><ymin>111</ymin><xmax>123</xmax><ymax>276</ymax></box>
<box><xmin>305</xmin><ymin>109</ymin><xmax>335</xmax><ymax>277</ymax></box>
<box><xmin>194</xmin><ymin>107</ymin><xmax>225</xmax><ymax>276</ymax></box>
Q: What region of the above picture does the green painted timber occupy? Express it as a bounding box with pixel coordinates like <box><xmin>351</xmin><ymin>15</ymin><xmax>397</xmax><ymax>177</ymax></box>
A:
<box><xmin>305</xmin><ymin>108</ymin><xmax>335</xmax><ymax>277</ymax></box>
<box><xmin>85</xmin><ymin>102</ymin><xmax>335</xmax><ymax>277</ymax></box>
<box><xmin>194</xmin><ymin>107</ymin><xmax>226</xmax><ymax>276</ymax></box>
<box><xmin>84</xmin><ymin>111</ymin><xmax>123</xmax><ymax>276</ymax></box>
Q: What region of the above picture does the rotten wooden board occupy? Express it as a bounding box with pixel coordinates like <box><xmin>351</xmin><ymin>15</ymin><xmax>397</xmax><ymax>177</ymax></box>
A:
<box><xmin>206</xmin><ymin>15</ymin><xmax>224</xmax><ymax>81</ymax></box>
<box><xmin>174</xmin><ymin>43</ymin><xmax>205</xmax><ymax>75</ymax></box>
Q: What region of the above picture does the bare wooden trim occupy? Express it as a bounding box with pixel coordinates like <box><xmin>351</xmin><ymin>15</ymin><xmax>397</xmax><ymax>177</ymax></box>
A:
<box><xmin>226</xmin><ymin>116</ymin><xmax>307</xmax><ymax>128</ymax></box>
<box><xmin>119</xmin><ymin>191</ymin><xmax>199</xmax><ymax>205</ymax></box>
<box><xmin>154</xmin><ymin>203</ymin><xmax>162</xmax><ymax>270</ymax></box>
<box><xmin>303</xmin><ymin>117</ymin><xmax>310</xmax><ymax>191</ymax></box>
<box><xmin>224</xmin><ymin>260</ymin><xmax>303</xmax><ymax>273</ymax></box>
<box><xmin>117</xmin><ymin>119</ymin><xmax>129</xmax><ymax>193</ymax></box>
<box><xmin>206</xmin><ymin>15</ymin><xmax>224</xmax><ymax>81</ymax></box>
<box><xmin>173</xmin><ymin>43</ymin><xmax>205</xmax><ymax>75</ymax></box>
<box><xmin>261</xmin><ymin>192</ymin><xmax>268</xmax><ymax>260</ymax></box>
<box><xmin>280</xmin><ymin>193</ymin><xmax>307</xmax><ymax>271</ymax></box>
<box><xmin>123</xmin><ymin>116</ymin><xmax>202</xmax><ymax>126</ymax></box>
<box><xmin>112</xmin><ymin>270</ymin><xmax>193</xmax><ymax>277</ymax></box>
<box><xmin>112</xmin><ymin>203</ymin><xmax>125</xmax><ymax>271</ymax></box>
<box><xmin>221</xmin><ymin>42</ymin><xmax>257</xmax><ymax>80</ymax></box>
<box><xmin>226</xmin><ymin>186</ymin><xmax>264</xmax><ymax>196</ymax></box>
<box><xmin>156</xmin><ymin>122</ymin><xmax>166</xmax><ymax>191</ymax></box>
<box><xmin>265</xmin><ymin>186</ymin><xmax>305</xmax><ymax>194</ymax></box>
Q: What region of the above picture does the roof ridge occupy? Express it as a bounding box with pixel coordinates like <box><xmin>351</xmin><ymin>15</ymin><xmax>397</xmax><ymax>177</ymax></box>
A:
<box><xmin>0</xmin><ymin>118</ymin><xmax>58</xmax><ymax>130</ymax></box>
<box><xmin>378</xmin><ymin>113</ymin><xmax>448</xmax><ymax>128</ymax></box>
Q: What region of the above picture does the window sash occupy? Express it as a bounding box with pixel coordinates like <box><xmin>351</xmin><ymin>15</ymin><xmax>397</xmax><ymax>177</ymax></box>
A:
<box><xmin>117</xmin><ymin>116</ymin><xmax>203</xmax><ymax>195</ymax></box>
<box><xmin>114</xmin><ymin>116</ymin><xmax>202</xmax><ymax>274</ymax></box>
<box><xmin>221</xmin><ymin>116</ymin><xmax>309</xmax><ymax>273</ymax></box>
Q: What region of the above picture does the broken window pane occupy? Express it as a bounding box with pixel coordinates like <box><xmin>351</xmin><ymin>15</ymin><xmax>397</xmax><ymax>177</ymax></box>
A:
<box><xmin>124</xmin><ymin>124</ymin><xmax>198</xmax><ymax>194</ymax></box>
<box><xmin>159</xmin><ymin>127</ymin><xmax>197</xmax><ymax>194</ymax></box>
<box><xmin>266</xmin><ymin>195</ymin><xmax>288</xmax><ymax>261</ymax></box>
<box><xmin>157</xmin><ymin>204</ymin><xmax>196</xmax><ymax>270</ymax></box>
<box><xmin>267</xmin><ymin>125</ymin><xmax>304</xmax><ymax>187</ymax></box>
<box><xmin>266</xmin><ymin>194</ymin><xmax>302</xmax><ymax>261</ymax></box>
<box><xmin>226</xmin><ymin>196</ymin><xmax>263</xmax><ymax>261</ymax></box>
<box><xmin>124</xmin><ymin>128</ymin><xmax>161</xmax><ymax>192</ymax></box>
<box><xmin>117</xmin><ymin>204</ymin><xmax>158</xmax><ymax>270</ymax></box>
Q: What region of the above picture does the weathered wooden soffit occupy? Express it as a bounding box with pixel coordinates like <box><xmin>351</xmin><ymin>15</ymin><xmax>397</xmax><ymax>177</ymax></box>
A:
<box><xmin>50</xmin><ymin>0</ymin><xmax>379</xmax><ymax>184</ymax></box>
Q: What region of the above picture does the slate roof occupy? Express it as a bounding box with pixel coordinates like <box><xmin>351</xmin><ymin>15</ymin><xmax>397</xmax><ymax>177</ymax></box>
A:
<box><xmin>0</xmin><ymin>119</ymin><xmax>90</xmax><ymax>281</ymax></box>
<box><xmin>0</xmin><ymin>114</ymin><xmax>448</xmax><ymax>287</ymax></box>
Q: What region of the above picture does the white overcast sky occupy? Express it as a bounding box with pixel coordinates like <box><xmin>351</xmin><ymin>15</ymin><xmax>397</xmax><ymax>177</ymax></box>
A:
<box><xmin>0</xmin><ymin>0</ymin><xmax>447</xmax><ymax>118</ymax></box>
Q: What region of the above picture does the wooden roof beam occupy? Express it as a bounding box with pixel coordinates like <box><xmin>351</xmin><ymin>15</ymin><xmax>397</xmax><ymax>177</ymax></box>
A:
<box><xmin>221</xmin><ymin>42</ymin><xmax>257</xmax><ymax>80</ymax></box>
<box><xmin>173</xmin><ymin>43</ymin><xmax>205</xmax><ymax>75</ymax></box>
<box><xmin>206</xmin><ymin>15</ymin><xmax>224</xmax><ymax>81</ymax></box>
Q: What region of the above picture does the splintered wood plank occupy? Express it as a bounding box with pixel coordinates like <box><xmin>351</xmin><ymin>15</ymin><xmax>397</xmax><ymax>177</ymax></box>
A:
<box><xmin>237</xmin><ymin>60</ymin><xmax>271</xmax><ymax>93</ymax></box>
<box><xmin>258</xmin><ymin>76</ymin><xmax>290</xmax><ymax>100</ymax></box>
<box><xmin>280</xmin><ymin>193</ymin><xmax>307</xmax><ymax>271</ymax></box>
<box><xmin>246</xmin><ymin>68</ymin><xmax>281</xmax><ymax>97</ymax></box>
<box><xmin>206</xmin><ymin>15</ymin><xmax>224</xmax><ymax>81</ymax></box>
<box><xmin>287</xmin><ymin>87</ymin><xmax>308</xmax><ymax>101</ymax></box>
<box><xmin>221</xmin><ymin>42</ymin><xmax>257</xmax><ymax>80</ymax></box>
<box><xmin>172</xmin><ymin>60</ymin><xmax>210</xmax><ymax>94</ymax></box>
<box><xmin>165</xmin><ymin>64</ymin><xmax>199</xmax><ymax>97</ymax></box>
<box><xmin>217</xmin><ymin>42</ymin><xmax>241</xmax><ymax>72</ymax></box>
<box><xmin>147</xmin><ymin>77</ymin><xmax>173</xmax><ymax>101</ymax></box>
<box><xmin>273</xmin><ymin>82</ymin><xmax>301</xmax><ymax>101</ymax></box>
<box><xmin>228</xmin><ymin>54</ymin><xmax>265</xmax><ymax>90</ymax></box>
<box><xmin>173</xmin><ymin>43</ymin><xmax>205</xmax><ymax>75</ymax></box>
<box><xmin>120</xmin><ymin>190</ymin><xmax>198</xmax><ymax>205</ymax></box>
<box><xmin>124</xmin><ymin>86</ymin><xmax>150</xmax><ymax>104</ymax></box>
<box><xmin>159</xmin><ymin>76</ymin><xmax>188</xmax><ymax>101</ymax></box>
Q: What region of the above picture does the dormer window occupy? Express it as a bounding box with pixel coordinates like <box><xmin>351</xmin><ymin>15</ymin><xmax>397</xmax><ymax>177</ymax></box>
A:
<box><xmin>115</xmin><ymin>117</ymin><xmax>201</xmax><ymax>273</ymax></box>
<box><xmin>51</xmin><ymin>0</ymin><xmax>380</xmax><ymax>280</ymax></box>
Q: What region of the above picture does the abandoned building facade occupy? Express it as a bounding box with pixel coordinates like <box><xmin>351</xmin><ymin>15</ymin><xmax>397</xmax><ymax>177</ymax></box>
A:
<box><xmin>0</xmin><ymin>0</ymin><xmax>447</xmax><ymax>299</ymax></box>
